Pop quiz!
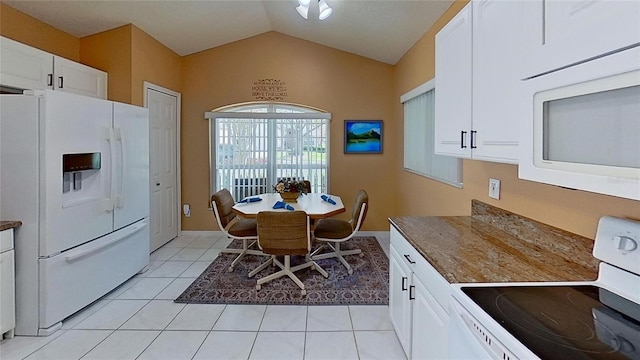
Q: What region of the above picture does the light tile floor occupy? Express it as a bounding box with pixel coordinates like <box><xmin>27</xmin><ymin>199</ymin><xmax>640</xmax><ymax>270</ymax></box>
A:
<box><xmin>0</xmin><ymin>231</ymin><xmax>405</xmax><ymax>360</ymax></box>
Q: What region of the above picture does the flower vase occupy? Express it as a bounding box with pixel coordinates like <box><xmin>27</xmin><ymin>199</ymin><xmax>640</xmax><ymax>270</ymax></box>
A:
<box><xmin>280</xmin><ymin>191</ymin><xmax>300</xmax><ymax>203</ymax></box>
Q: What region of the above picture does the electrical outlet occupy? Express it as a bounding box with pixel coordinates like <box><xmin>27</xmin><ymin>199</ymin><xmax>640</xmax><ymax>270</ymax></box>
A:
<box><xmin>489</xmin><ymin>178</ymin><xmax>501</xmax><ymax>200</ymax></box>
<box><xmin>183</xmin><ymin>204</ymin><xmax>191</xmax><ymax>217</ymax></box>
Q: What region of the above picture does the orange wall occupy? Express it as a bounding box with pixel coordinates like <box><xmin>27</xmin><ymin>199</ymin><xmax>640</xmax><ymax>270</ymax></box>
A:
<box><xmin>0</xmin><ymin>3</ymin><xmax>79</xmax><ymax>61</ymax></box>
<box><xmin>80</xmin><ymin>25</ymin><xmax>133</xmax><ymax>103</ymax></box>
<box><xmin>393</xmin><ymin>0</ymin><xmax>640</xmax><ymax>239</ymax></box>
<box><xmin>79</xmin><ymin>25</ymin><xmax>182</xmax><ymax>105</ymax></box>
<box><xmin>181</xmin><ymin>32</ymin><xmax>395</xmax><ymax>230</ymax></box>
<box><xmin>130</xmin><ymin>26</ymin><xmax>182</xmax><ymax>106</ymax></box>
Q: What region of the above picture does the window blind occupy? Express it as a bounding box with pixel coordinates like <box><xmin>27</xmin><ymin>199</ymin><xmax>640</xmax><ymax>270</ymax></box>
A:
<box><xmin>402</xmin><ymin>80</ymin><xmax>463</xmax><ymax>187</ymax></box>
<box><xmin>206</xmin><ymin>103</ymin><xmax>330</xmax><ymax>199</ymax></box>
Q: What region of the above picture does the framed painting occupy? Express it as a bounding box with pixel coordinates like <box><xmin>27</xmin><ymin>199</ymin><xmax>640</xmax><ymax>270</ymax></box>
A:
<box><xmin>344</xmin><ymin>120</ymin><xmax>383</xmax><ymax>154</ymax></box>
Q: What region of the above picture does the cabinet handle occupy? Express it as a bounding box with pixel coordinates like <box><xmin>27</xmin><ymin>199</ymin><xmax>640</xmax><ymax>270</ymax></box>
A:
<box><xmin>401</xmin><ymin>276</ymin><xmax>407</xmax><ymax>291</ymax></box>
<box><xmin>409</xmin><ymin>285</ymin><xmax>415</xmax><ymax>300</ymax></box>
<box><xmin>47</xmin><ymin>74</ymin><xmax>53</xmax><ymax>86</ymax></box>
<box><xmin>471</xmin><ymin>130</ymin><xmax>477</xmax><ymax>149</ymax></box>
<box><xmin>58</xmin><ymin>76</ymin><xmax>64</xmax><ymax>89</ymax></box>
<box><xmin>460</xmin><ymin>131</ymin><xmax>467</xmax><ymax>149</ymax></box>
<box><xmin>404</xmin><ymin>254</ymin><xmax>416</xmax><ymax>264</ymax></box>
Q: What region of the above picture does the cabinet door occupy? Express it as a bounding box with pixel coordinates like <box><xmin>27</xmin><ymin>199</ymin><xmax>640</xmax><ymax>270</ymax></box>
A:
<box><xmin>434</xmin><ymin>3</ymin><xmax>472</xmax><ymax>158</ymax></box>
<box><xmin>526</xmin><ymin>0</ymin><xmax>640</xmax><ymax>77</ymax></box>
<box><xmin>389</xmin><ymin>246</ymin><xmax>412</xmax><ymax>357</ymax></box>
<box><xmin>471</xmin><ymin>0</ymin><xmax>526</xmax><ymax>164</ymax></box>
<box><xmin>0</xmin><ymin>36</ymin><xmax>53</xmax><ymax>91</ymax></box>
<box><xmin>411</xmin><ymin>275</ymin><xmax>449</xmax><ymax>360</ymax></box>
<box><xmin>53</xmin><ymin>56</ymin><xmax>108</xmax><ymax>99</ymax></box>
<box><xmin>0</xmin><ymin>249</ymin><xmax>16</xmax><ymax>335</ymax></box>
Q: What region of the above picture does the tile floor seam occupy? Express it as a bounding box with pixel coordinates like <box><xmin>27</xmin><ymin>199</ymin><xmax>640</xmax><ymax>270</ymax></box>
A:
<box><xmin>113</xmin><ymin>299</ymin><xmax>152</xmax><ymax>331</ymax></box>
<box><xmin>132</xmin><ymin>330</ymin><xmax>164</xmax><ymax>360</ymax></box>
<box><xmin>186</xmin><ymin>330</ymin><xmax>210</xmax><ymax>360</ymax></box>
<box><xmin>77</xmin><ymin>329</ymin><xmax>117</xmax><ymax>360</ymax></box>
<box><xmin>206</xmin><ymin>304</ymin><xmax>227</xmax><ymax>331</ymax></box>
<box><xmin>246</xmin><ymin>331</ymin><xmax>260</xmax><ymax>360</ymax></box>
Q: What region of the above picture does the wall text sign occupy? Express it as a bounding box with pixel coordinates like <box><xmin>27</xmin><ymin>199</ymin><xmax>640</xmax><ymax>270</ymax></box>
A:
<box><xmin>252</xmin><ymin>79</ymin><xmax>288</xmax><ymax>101</ymax></box>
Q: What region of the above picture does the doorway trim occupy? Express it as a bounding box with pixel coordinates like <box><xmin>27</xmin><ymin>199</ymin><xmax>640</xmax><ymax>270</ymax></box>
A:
<box><xmin>143</xmin><ymin>81</ymin><xmax>182</xmax><ymax>236</ymax></box>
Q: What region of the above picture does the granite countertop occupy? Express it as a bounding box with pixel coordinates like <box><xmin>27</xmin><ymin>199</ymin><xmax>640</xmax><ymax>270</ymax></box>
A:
<box><xmin>389</xmin><ymin>200</ymin><xmax>599</xmax><ymax>284</ymax></box>
<box><xmin>0</xmin><ymin>220</ymin><xmax>22</xmax><ymax>232</ymax></box>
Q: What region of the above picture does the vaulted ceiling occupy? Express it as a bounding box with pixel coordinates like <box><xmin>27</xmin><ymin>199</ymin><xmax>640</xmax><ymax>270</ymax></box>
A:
<box><xmin>3</xmin><ymin>0</ymin><xmax>454</xmax><ymax>64</ymax></box>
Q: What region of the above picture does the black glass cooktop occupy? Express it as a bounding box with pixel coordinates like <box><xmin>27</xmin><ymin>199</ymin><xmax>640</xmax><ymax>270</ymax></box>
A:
<box><xmin>462</xmin><ymin>285</ymin><xmax>640</xmax><ymax>360</ymax></box>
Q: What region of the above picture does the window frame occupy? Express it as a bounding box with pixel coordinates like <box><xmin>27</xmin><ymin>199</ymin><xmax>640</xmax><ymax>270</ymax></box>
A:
<box><xmin>205</xmin><ymin>103</ymin><xmax>332</xmax><ymax>199</ymax></box>
<box><xmin>401</xmin><ymin>79</ymin><xmax>463</xmax><ymax>188</ymax></box>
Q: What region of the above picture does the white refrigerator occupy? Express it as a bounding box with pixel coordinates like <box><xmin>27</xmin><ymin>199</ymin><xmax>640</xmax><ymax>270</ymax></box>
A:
<box><xmin>0</xmin><ymin>90</ymin><xmax>150</xmax><ymax>336</ymax></box>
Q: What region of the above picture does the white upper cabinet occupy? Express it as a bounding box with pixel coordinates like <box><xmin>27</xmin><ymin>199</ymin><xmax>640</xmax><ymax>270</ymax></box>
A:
<box><xmin>53</xmin><ymin>56</ymin><xmax>107</xmax><ymax>99</ymax></box>
<box><xmin>434</xmin><ymin>3</ymin><xmax>472</xmax><ymax>159</ymax></box>
<box><xmin>435</xmin><ymin>0</ymin><xmax>527</xmax><ymax>164</ymax></box>
<box><xmin>0</xmin><ymin>36</ymin><xmax>107</xmax><ymax>99</ymax></box>
<box><xmin>523</xmin><ymin>0</ymin><xmax>640</xmax><ymax>78</ymax></box>
<box><xmin>471</xmin><ymin>0</ymin><xmax>529</xmax><ymax>163</ymax></box>
<box><xmin>0</xmin><ymin>37</ymin><xmax>53</xmax><ymax>91</ymax></box>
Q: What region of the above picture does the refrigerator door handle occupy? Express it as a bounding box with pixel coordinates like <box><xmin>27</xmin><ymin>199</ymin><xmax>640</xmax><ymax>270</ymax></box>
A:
<box><xmin>114</xmin><ymin>127</ymin><xmax>125</xmax><ymax>208</ymax></box>
<box><xmin>64</xmin><ymin>221</ymin><xmax>147</xmax><ymax>263</ymax></box>
<box><xmin>103</xmin><ymin>127</ymin><xmax>116</xmax><ymax>212</ymax></box>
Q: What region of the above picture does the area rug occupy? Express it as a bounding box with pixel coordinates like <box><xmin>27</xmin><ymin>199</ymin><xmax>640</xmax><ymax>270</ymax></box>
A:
<box><xmin>175</xmin><ymin>237</ymin><xmax>389</xmax><ymax>305</ymax></box>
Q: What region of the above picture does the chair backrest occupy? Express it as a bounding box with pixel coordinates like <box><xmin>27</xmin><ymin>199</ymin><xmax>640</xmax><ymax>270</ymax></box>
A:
<box><xmin>350</xmin><ymin>189</ymin><xmax>369</xmax><ymax>232</ymax></box>
<box><xmin>303</xmin><ymin>180</ymin><xmax>312</xmax><ymax>193</ymax></box>
<box><xmin>257</xmin><ymin>211</ymin><xmax>310</xmax><ymax>256</ymax></box>
<box><xmin>211</xmin><ymin>188</ymin><xmax>236</xmax><ymax>229</ymax></box>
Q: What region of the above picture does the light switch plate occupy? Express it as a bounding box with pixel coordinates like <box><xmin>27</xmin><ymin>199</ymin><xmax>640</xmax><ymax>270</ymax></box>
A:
<box><xmin>489</xmin><ymin>178</ymin><xmax>501</xmax><ymax>200</ymax></box>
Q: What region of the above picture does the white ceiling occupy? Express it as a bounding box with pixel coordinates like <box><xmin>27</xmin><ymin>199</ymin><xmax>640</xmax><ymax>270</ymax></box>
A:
<box><xmin>3</xmin><ymin>0</ymin><xmax>454</xmax><ymax>65</ymax></box>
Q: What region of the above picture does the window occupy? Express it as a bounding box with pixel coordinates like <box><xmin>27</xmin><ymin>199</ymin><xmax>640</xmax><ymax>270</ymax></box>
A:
<box><xmin>205</xmin><ymin>103</ymin><xmax>331</xmax><ymax>200</ymax></box>
<box><xmin>401</xmin><ymin>79</ymin><xmax>462</xmax><ymax>187</ymax></box>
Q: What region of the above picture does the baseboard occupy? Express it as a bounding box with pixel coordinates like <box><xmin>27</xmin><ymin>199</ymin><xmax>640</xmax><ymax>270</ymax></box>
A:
<box><xmin>180</xmin><ymin>230</ymin><xmax>225</xmax><ymax>236</ymax></box>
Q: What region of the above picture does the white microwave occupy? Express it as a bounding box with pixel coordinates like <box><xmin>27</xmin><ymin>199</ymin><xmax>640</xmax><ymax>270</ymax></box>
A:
<box><xmin>519</xmin><ymin>46</ymin><xmax>640</xmax><ymax>200</ymax></box>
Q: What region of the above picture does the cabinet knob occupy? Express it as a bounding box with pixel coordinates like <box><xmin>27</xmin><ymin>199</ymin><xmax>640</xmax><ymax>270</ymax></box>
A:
<box><xmin>156</xmin><ymin>183</ymin><xmax>161</xmax><ymax>186</ymax></box>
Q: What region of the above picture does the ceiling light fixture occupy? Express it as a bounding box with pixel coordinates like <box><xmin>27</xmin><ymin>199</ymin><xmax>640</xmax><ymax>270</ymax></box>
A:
<box><xmin>318</xmin><ymin>0</ymin><xmax>333</xmax><ymax>20</ymax></box>
<box><xmin>296</xmin><ymin>0</ymin><xmax>332</xmax><ymax>21</ymax></box>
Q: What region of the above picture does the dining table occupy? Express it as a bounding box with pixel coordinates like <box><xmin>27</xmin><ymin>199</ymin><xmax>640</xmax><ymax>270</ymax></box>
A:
<box><xmin>232</xmin><ymin>193</ymin><xmax>345</xmax><ymax>219</ymax></box>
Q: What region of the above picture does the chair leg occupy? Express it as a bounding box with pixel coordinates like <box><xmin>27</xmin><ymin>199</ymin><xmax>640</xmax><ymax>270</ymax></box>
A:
<box><xmin>256</xmin><ymin>256</ymin><xmax>307</xmax><ymax>295</ymax></box>
<box><xmin>249</xmin><ymin>255</ymin><xmax>274</xmax><ymax>278</ymax></box>
<box><xmin>304</xmin><ymin>254</ymin><xmax>329</xmax><ymax>278</ymax></box>
<box><xmin>221</xmin><ymin>239</ymin><xmax>267</xmax><ymax>272</ymax></box>
<box><xmin>311</xmin><ymin>242</ymin><xmax>362</xmax><ymax>275</ymax></box>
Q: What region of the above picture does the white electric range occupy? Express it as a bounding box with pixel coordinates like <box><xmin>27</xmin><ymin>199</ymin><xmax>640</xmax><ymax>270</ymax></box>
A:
<box><xmin>449</xmin><ymin>216</ymin><xmax>640</xmax><ymax>360</ymax></box>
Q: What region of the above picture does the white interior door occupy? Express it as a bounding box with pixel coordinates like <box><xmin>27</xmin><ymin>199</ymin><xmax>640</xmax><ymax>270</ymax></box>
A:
<box><xmin>145</xmin><ymin>85</ymin><xmax>179</xmax><ymax>252</ymax></box>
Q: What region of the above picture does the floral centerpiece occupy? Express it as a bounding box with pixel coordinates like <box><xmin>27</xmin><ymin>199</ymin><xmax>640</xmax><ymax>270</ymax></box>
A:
<box><xmin>273</xmin><ymin>178</ymin><xmax>307</xmax><ymax>202</ymax></box>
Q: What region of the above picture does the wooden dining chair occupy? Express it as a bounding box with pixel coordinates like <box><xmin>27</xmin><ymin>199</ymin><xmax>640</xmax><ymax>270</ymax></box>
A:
<box><xmin>249</xmin><ymin>211</ymin><xmax>328</xmax><ymax>295</ymax></box>
<box><xmin>303</xmin><ymin>180</ymin><xmax>312</xmax><ymax>193</ymax></box>
<box><xmin>312</xmin><ymin>189</ymin><xmax>368</xmax><ymax>275</ymax></box>
<box><xmin>211</xmin><ymin>188</ymin><xmax>266</xmax><ymax>272</ymax></box>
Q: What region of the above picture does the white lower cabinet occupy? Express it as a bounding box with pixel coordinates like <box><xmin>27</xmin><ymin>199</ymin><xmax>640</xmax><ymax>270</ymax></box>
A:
<box><xmin>389</xmin><ymin>227</ymin><xmax>450</xmax><ymax>359</ymax></box>
<box><xmin>411</xmin><ymin>276</ymin><xmax>449</xmax><ymax>360</ymax></box>
<box><xmin>0</xmin><ymin>228</ymin><xmax>16</xmax><ymax>339</ymax></box>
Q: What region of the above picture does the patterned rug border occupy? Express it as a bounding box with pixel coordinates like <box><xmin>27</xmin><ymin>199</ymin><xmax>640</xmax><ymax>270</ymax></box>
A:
<box><xmin>175</xmin><ymin>236</ymin><xmax>389</xmax><ymax>306</ymax></box>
